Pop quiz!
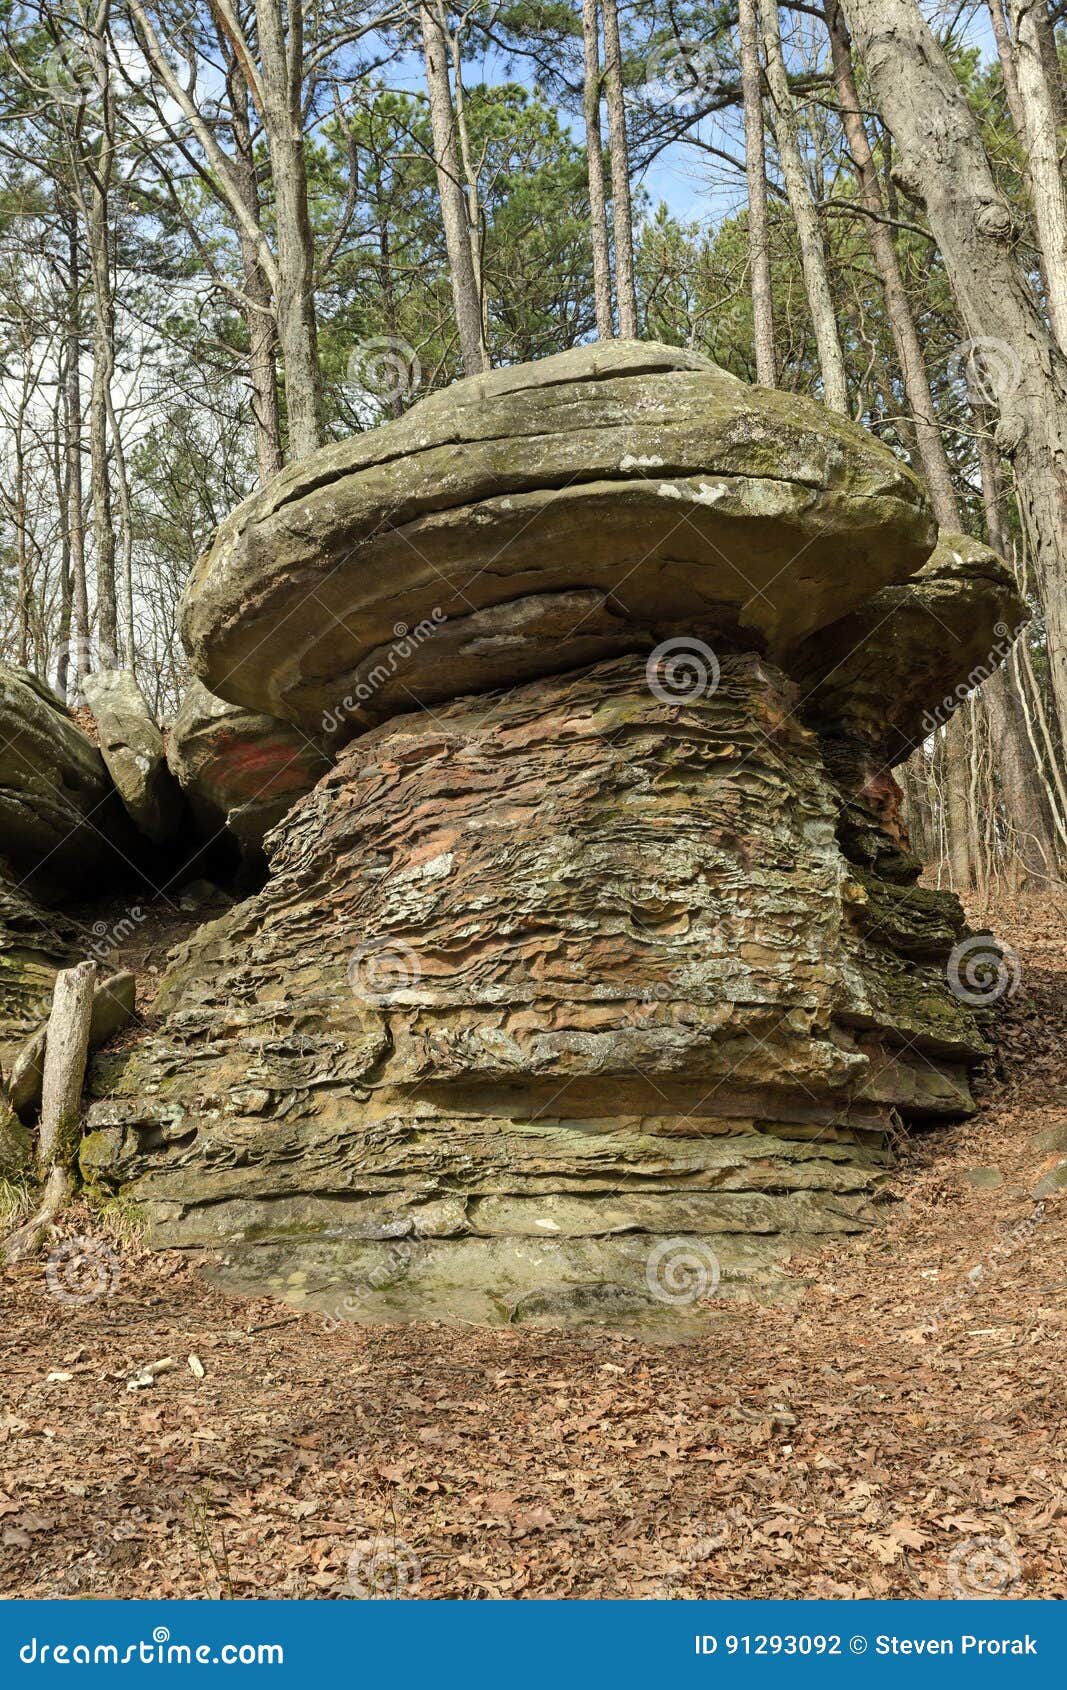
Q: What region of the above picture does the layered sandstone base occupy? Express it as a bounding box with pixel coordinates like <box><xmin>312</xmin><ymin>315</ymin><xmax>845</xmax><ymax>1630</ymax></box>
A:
<box><xmin>84</xmin><ymin>656</ymin><xmax>986</xmax><ymax>1329</ymax></box>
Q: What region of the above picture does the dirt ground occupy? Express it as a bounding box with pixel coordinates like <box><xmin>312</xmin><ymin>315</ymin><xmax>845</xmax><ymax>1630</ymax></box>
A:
<box><xmin>2</xmin><ymin>894</ymin><xmax>1065</xmax><ymax>1601</ymax></box>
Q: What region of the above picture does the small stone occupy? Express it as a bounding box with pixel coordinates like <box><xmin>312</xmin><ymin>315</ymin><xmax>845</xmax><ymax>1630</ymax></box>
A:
<box><xmin>1033</xmin><ymin>1160</ymin><xmax>1067</xmax><ymax>1199</ymax></box>
<box><xmin>960</xmin><ymin>1167</ymin><xmax>1005</xmax><ymax>1189</ymax></box>
<box><xmin>1030</xmin><ymin>1123</ymin><xmax>1067</xmax><ymax>1153</ymax></box>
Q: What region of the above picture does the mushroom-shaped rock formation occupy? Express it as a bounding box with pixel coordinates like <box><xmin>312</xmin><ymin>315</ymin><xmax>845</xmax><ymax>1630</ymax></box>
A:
<box><xmin>84</xmin><ymin>352</ymin><xmax>1022</xmax><ymax>1332</ymax></box>
<box><xmin>0</xmin><ymin>662</ymin><xmax>139</xmax><ymax>888</ymax></box>
<box><xmin>182</xmin><ymin>341</ymin><xmax>935</xmax><ymax>731</ymax></box>
<box><xmin>82</xmin><ymin>669</ymin><xmax>185</xmax><ymax>846</ymax></box>
<box><xmin>165</xmin><ymin>681</ymin><xmax>332</xmax><ymax>875</ymax></box>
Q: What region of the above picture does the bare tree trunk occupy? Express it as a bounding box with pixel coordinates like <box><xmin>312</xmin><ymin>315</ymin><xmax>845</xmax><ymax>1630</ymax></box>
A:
<box><xmin>975</xmin><ymin>423</ymin><xmax>1064</xmax><ymax>880</ymax></box>
<box><xmin>226</xmin><ymin>49</ymin><xmax>284</xmax><ymax>483</ymax></box>
<box><xmin>988</xmin><ymin>0</ymin><xmax>1030</xmax><ymax>142</ymax></box>
<box><xmin>762</xmin><ymin>2</ymin><xmax>848</xmax><ymax>411</ymax></box>
<box><xmin>255</xmin><ymin>0</ymin><xmax>323</xmax><ymax>458</ymax></box>
<box><xmin>740</xmin><ymin>0</ymin><xmax>777</xmax><ymax>384</ymax></box>
<box><xmin>450</xmin><ymin>37</ymin><xmax>488</xmax><ymax>349</ymax></box>
<box><xmin>5</xmin><ymin>962</ymin><xmax>97</xmax><ymax>1262</ymax></box>
<box><xmin>1007</xmin><ymin>0</ymin><xmax>1067</xmax><ymax>346</ymax></box>
<box><xmin>942</xmin><ymin>712</ymin><xmax>977</xmax><ymax>891</ymax></box>
<box><xmin>843</xmin><ymin>0</ymin><xmax>1067</xmax><ymax>748</ymax></box>
<box><xmin>601</xmin><ymin>0</ymin><xmax>638</xmax><ymax>337</ymax></box>
<box><xmin>419</xmin><ymin>1</ymin><xmax>488</xmax><ymax>374</ymax></box>
<box><xmin>581</xmin><ymin>0</ymin><xmax>614</xmax><ymax>338</ymax></box>
<box><xmin>901</xmin><ymin>755</ymin><xmax>935</xmax><ymax>858</ymax></box>
<box><xmin>63</xmin><ymin>216</ymin><xmax>88</xmax><ymax>695</ymax></box>
<box><xmin>1035</xmin><ymin>1</ymin><xmax>1067</xmax><ymax>135</ymax></box>
<box><xmin>81</xmin><ymin>6</ymin><xmax>118</xmax><ymax>662</ymax></box>
<box><xmin>37</xmin><ymin>962</ymin><xmax>97</xmax><ymax>1178</ymax></box>
<box><xmin>825</xmin><ymin>1</ymin><xmax>957</xmax><ymax>515</ymax></box>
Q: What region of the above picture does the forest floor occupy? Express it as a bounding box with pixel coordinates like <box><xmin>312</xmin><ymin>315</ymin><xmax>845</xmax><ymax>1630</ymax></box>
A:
<box><xmin>1</xmin><ymin>894</ymin><xmax>1066</xmax><ymax>1601</ymax></box>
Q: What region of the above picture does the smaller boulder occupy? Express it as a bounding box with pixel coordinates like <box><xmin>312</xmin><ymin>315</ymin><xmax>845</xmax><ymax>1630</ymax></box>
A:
<box><xmin>0</xmin><ymin>662</ymin><xmax>133</xmax><ymax>886</ymax></box>
<box><xmin>791</xmin><ymin>532</ymin><xmax>1026</xmax><ymax>767</ymax></box>
<box><xmin>166</xmin><ymin>681</ymin><xmax>332</xmax><ymax>873</ymax></box>
<box><xmin>82</xmin><ymin>669</ymin><xmax>185</xmax><ymax>846</ymax></box>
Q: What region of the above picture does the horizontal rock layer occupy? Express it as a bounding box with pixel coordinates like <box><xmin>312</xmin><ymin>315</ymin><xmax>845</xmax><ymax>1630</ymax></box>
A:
<box><xmin>85</xmin><ymin>655</ymin><xmax>983</xmax><ymax>1326</ymax></box>
<box><xmin>182</xmin><ymin>341</ymin><xmax>934</xmax><ymax>730</ymax></box>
